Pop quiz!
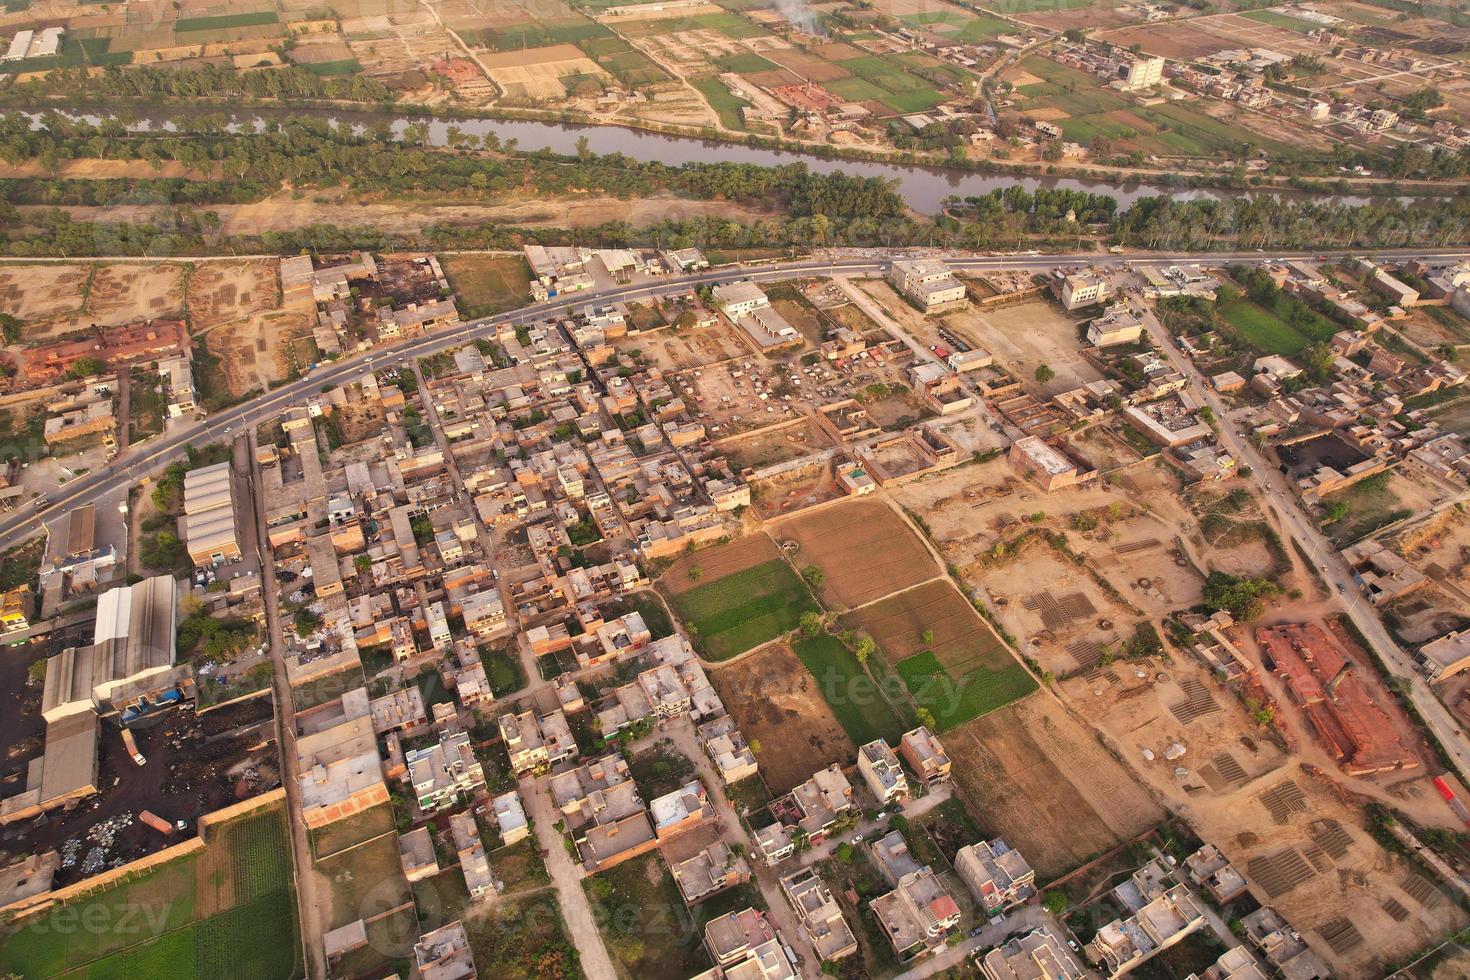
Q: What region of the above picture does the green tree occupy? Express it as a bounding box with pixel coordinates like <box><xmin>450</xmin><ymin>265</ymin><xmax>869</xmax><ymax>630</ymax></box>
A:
<box><xmin>67</xmin><ymin>355</ymin><xmax>109</xmax><ymax>379</ymax></box>
<box><xmin>802</xmin><ymin>564</ymin><xmax>825</xmax><ymax>588</ymax></box>
<box><xmin>1042</xmin><ymin>891</ymin><xmax>1068</xmax><ymax>915</ymax></box>
<box><xmin>799</xmin><ymin>611</ymin><xmax>825</xmax><ymax>636</ymax></box>
<box><xmin>1034</xmin><ymin>364</ymin><xmax>1056</xmax><ymax>384</ymax></box>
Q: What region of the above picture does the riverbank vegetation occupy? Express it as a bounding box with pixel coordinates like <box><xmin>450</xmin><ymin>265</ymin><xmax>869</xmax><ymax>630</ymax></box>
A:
<box><xmin>2</xmin><ymin>113</ymin><xmax>1469</xmax><ymax>257</ymax></box>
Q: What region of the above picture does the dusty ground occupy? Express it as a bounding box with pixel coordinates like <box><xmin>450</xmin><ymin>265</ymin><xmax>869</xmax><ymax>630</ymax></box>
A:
<box><xmin>950</xmin><ymin>692</ymin><xmax>1164</xmax><ymax>880</ymax></box>
<box><xmin>721</xmin><ymin>419</ymin><xmax>834</xmax><ymax>473</ymax></box>
<box><xmin>630</xmin><ymin>321</ymin><xmax>751</xmax><ymax>374</ymax></box>
<box><xmin>0</xmin><ymin>263</ymin><xmax>185</xmax><ymax>340</ymax></box>
<box><xmin>0</xmin><ymin>265</ymin><xmax>91</xmax><ymax>327</ymax></box>
<box><xmin>772</xmin><ymin>497</ymin><xmax>936</xmax><ymax>610</ymax></box>
<box><xmin>40</xmin><ymin>188</ymin><xmax>779</xmax><ymax>237</ymax></box>
<box><xmin>187</xmin><ymin>260</ymin><xmax>280</xmax><ymax>331</ymax></box>
<box><xmin>944</xmin><ymin>300</ymin><xmax>1100</xmax><ymax>397</ymax></box>
<box><xmin>203</xmin><ymin>308</ymin><xmax>316</xmax><ymax>397</ymax></box>
<box><xmin>1076</xmin><ymin>641</ymin><xmax>1465</xmax><ymax>976</ymax></box>
<box><xmin>709</xmin><ymin>642</ymin><xmax>857</xmax><ymax>796</ymax></box>
<box><xmin>749</xmin><ymin>458</ymin><xmax>844</xmax><ymax>517</ymax></box>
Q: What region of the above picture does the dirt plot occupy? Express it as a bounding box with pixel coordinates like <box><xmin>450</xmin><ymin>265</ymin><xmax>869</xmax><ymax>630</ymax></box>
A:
<box><xmin>205</xmin><ymin>308</ymin><xmax>315</xmax><ymax>397</ymax></box>
<box><xmin>721</xmin><ymin>419</ymin><xmax>833</xmax><ymax>473</ymax></box>
<box><xmin>951</xmin><ymin>694</ymin><xmax>1162</xmax><ymax>880</ymax></box>
<box><xmin>661</xmin><ymin>531</ymin><xmax>780</xmax><ymax>594</ymax></box>
<box><xmin>945</xmin><ymin>300</ymin><xmax>1099</xmax><ymax>396</ymax></box>
<box><xmin>0</xmin><ymin>265</ymin><xmax>91</xmax><ymax>326</ymax></box>
<box><xmin>186</xmin><ymin>260</ymin><xmax>279</xmax><ymax>331</ymax></box>
<box><xmin>479</xmin><ymin>43</ymin><xmax>610</xmax><ymax>98</ymax></box>
<box><xmin>774</xmin><ymin>498</ymin><xmax>936</xmax><ymax>609</ymax></box>
<box><xmin>749</xmin><ymin>458</ymin><xmax>845</xmax><ymax>518</ymax></box>
<box><xmin>842</xmin><ymin>579</ymin><xmax>1006</xmax><ymax>670</ymax></box>
<box><xmin>15</xmin><ymin>263</ymin><xmax>186</xmax><ymax>340</ymax></box>
<box><xmin>710</xmin><ymin>642</ymin><xmax>857</xmax><ymax>795</ymax></box>
<box><xmin>630</xmin><ymin>321</ymin><xmax>751</xmax><ymax>373</ymax></box>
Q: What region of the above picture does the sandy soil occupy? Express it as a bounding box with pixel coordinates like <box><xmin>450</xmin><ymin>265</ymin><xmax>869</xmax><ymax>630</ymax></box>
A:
<box><xmin>1076</xmin><ymin>644</ymin><xmax>1466</xmax><ymax>976</ymax></box>
<box><xmin>9</xmin><ymin>263</ymin><xmax>187</xmax><ymax>340</ymax></box>
<box><xmin>187</xmin><ymin>260</ymin><xmax>280</xmax><ymax>331</ymax></box>
<box><xmin>709</xmin><ymin>642</ymin><xmax>857</xmax><ymax>796</ymax></box>
<box><xmin>206</xmin><ymin>308</ymin><xmax>316</xmax><ymax>397</ymax></box>
<box><xmin>33</xmin><ymin>189</ymin><xmax>779</xmax><ymax>235</ymax></box>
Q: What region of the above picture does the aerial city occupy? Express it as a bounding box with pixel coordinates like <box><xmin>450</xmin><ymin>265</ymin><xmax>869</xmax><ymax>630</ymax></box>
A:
<box><xmin>0</xmin><ymin>0</ymin><xmax>1469</xmax><ymax>977</ymax></box>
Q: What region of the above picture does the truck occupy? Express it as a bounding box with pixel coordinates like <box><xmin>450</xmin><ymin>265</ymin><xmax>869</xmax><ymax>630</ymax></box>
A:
<box><xmin>1432</xmin><ymin>776</ymin><xmax>1470</xmax><ymax>829</ymax></box>
<box><xmin>139</xmin><ymin>810</ymin><xmax>174</xmax><ymax>836</ymax></box>
<box><xmin>121</xmin><ymin>729</ymin><xmax>146</xmax><ymax>766</ymax></box>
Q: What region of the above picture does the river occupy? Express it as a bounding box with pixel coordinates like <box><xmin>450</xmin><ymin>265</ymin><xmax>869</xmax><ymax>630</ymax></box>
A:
<box><xmin>28</xmin><ymin>106</ymin><xmax>1392</xmax><ymax>214</ymax></box>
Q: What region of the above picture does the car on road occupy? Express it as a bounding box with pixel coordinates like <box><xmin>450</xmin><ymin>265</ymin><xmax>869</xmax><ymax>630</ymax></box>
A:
<box><xmin>1337</xmin><ymin>584</ymin><xmax>1346</xmax><ymax>594</ymax></box>
<box><xmin>849</xmin><ymin>834</ymin><xmax>864</xmax><ymax>845</ymax></box>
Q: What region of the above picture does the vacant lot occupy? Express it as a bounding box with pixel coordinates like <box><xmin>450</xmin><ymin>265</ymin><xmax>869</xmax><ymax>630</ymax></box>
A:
<box><xmin>462</xmin><ymin>891</ymin><xmax>581</xmax><ymax>979</ymax></box>
<box><xmin>663</xmin><ymin>553</ymin><xmax>817</xmax><ymax>661</ymax></box>
<box><xmin>187</xmin><ymin>261</ymin><xmax>279</xmax><ymax>331</ymax></box>
<box><xmin>774</xmin><ymin>499</ymin><xmax>936</xmax><ymax>609</ymax></box>
<box><xmin>584</xmin><ymin>851</ymin><xmax>710</xmax><ymax>980</ymax></box>
<box><xmin>792</xmin><ymin>634</ymin><xmax>908</xmax><ymax>747</ymax></box>
<box><xmin>712</xmin><ymin>642</ymin><xmax>856</xmax><ymax>794</ymax></box>
<box><xmin>0</xmin><ymin>264</ymin><xmax>90</xmax><ymax>329</ymax></box>
<box><xmin>439</xmin><ymin>252</ymin><xmax>532</xmax><ymax>317</ymax></box>
<box><xmin>950</xmin><ymin>696</ymin><xmax>1162</xmax><ymax>879</ymax></box>
<box><xmin>0</xmin><ymin>802</ymin><xmax>299</xmax><ymax>980</ymax></box>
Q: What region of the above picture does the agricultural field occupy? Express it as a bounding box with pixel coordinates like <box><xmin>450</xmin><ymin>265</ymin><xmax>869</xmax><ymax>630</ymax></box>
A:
<box><xmin>711</xmin><ymin>641</ymin><xmax>857</xmax><ymax>794</ymax></box>
<box><xmin>773</xmin><ymin>498</ymin><xmax>936</xmax><ymax>609</ymax></box>
<box><xmin>792</xmin><ymin>633</ymin><xmax>908</xmax><ymax>747</ymax></box>
<box><xmin>660</xmin><ymin>533</ymin><xmax>818</xmax><ymax>660</ymax></box>
<box><xmin>0</xmin><ymin>802</ymin><xmax>299</xmax><ymax>980</ymax></box>
<box><xmin>949</xmin><ymin>695</ymin><xmax>1163</xmax><ymax>879</ymax></box>
<box><xmin>439</xmin><ymin>252</ymin><xmax>533</xmax><ymax>317</ymax></box>
<box><xmin>692</xmin><ymin>76</ymin><xmax>750</xmax><ymax>130</ymax></box>
<box><xmin>1006</xmin><ymin>56</ymin><xmax>1302</xmax><ymax>159</ymax></box>
<box><xmin>841</xmin><ymin>580</ymin><xmax>1034</xmax><ymax>730</ymax></box>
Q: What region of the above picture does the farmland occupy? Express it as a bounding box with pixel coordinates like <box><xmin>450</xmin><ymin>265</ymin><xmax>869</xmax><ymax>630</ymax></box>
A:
<box><xmin>774</xmin><ymin>499</ymin><xmax>937</xmax><ymax>609</ymax></box>
<box><xmin>792</xmin><ymin>633</ymin><xmax>908</xmax><ymax>747</ymax></box>
<box><xmin>0</xmin><ymin>802</ymin><xmax>299</xmax><ymax>980</ymax></box>
<box><xmin>665</xmin><ymin>557</ymin><xmax>817</xmax><ymax>660</ymax></box>
<box><xmin>949</xmin><ymin>697</ymin><xmax>1163</xmax><ymax>879</ymax></box>
<box><xmin>711</xmin><ymin>642</ymin><xmax>857</xmax><ymax>794</ymax></box>
<box><xmin>895</xmin><ymin>650</ymin><xmax>1037</xmax><ymax>731</ymax></box>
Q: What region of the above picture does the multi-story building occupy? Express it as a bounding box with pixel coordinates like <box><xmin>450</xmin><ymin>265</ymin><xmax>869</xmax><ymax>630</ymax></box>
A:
<box><xmin>406</xmin><ymin>728</ymin><xmax>487</xmax><ymax>813</ymax></box>
<box><xmin>856</xmin><ymin>739</ymin><xmax>909</xmax><ymax>804</ymax></box>
<box><xmin>899</xmin><ymin>727</ymin><xmax>950</xmax><ymax>785</ymax></box>
<box><xmin>955</xmin><ymin>838</ymin><xmax>1035</xmax><ymax>914</ymax></box>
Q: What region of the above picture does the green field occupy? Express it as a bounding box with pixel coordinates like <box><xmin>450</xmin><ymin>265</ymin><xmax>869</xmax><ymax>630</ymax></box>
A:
<box><xmin>896</xmin><ymin>650</ymin><xmax>1037</xmax><ymax>731</ymax></box>
<box><xmin>619</xmin><ymin>10</ymin><xmax>766</xmax><ymax>37</ymax></box>
<box><xmin>0</xmin><ymin>805</ymin><xmax>299</xmax><ymax>980</ymax></box>
<box><xmin>793</xmin><ymin>634</ymin><xmax>907</xmax><ymax>747</ymax></box>
<box><xmin>1219</xmin><ymin>299</ymin><xmax>1311</xmax><ymax>355</ymax></box>
<box><xmin>825</xmin><ymin>55</ymin><xmax>946</xmax><ymax>113</ymax></box>
<box><xmin>713</xmin><ymin>51</ymin><xmax>779</xmax><ymax>74</ymax></box>
<box><xmin>579</xmin><ymin>36</ymin><xmax>667</xmax><ymax>85</ymax></box>
<box><xmin>174</xmin><ymin>10</ymin><xmax>279</xmax><ymax>31</ymax></box>
<box><xmin>489</xmin><ymin>17</ymin><xmax>612</xmax><ymax>50</ymax></box>
<box><xmin>1015</xmin><ymin>55</ymin><xmax>1298</xmax><ymax>158</ymax></box>
<box><xmin>1242</xmin><ymin>9</ymin><xmax>1321</xmax><ymax>32</ymax></box>
<box><xmin>692</xmin><ymin>77</ymin><xmax>749</xmax><ymax>130</ymax></box>
<box><xmin>300</xmin><ymin>58</ymin><xmax>360</xmax><ymax>76</ymax></box>
<box><xmin>667</xmin><ymin>559</ymin><xmax>819</xmax><ymax>660</ymax></box>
